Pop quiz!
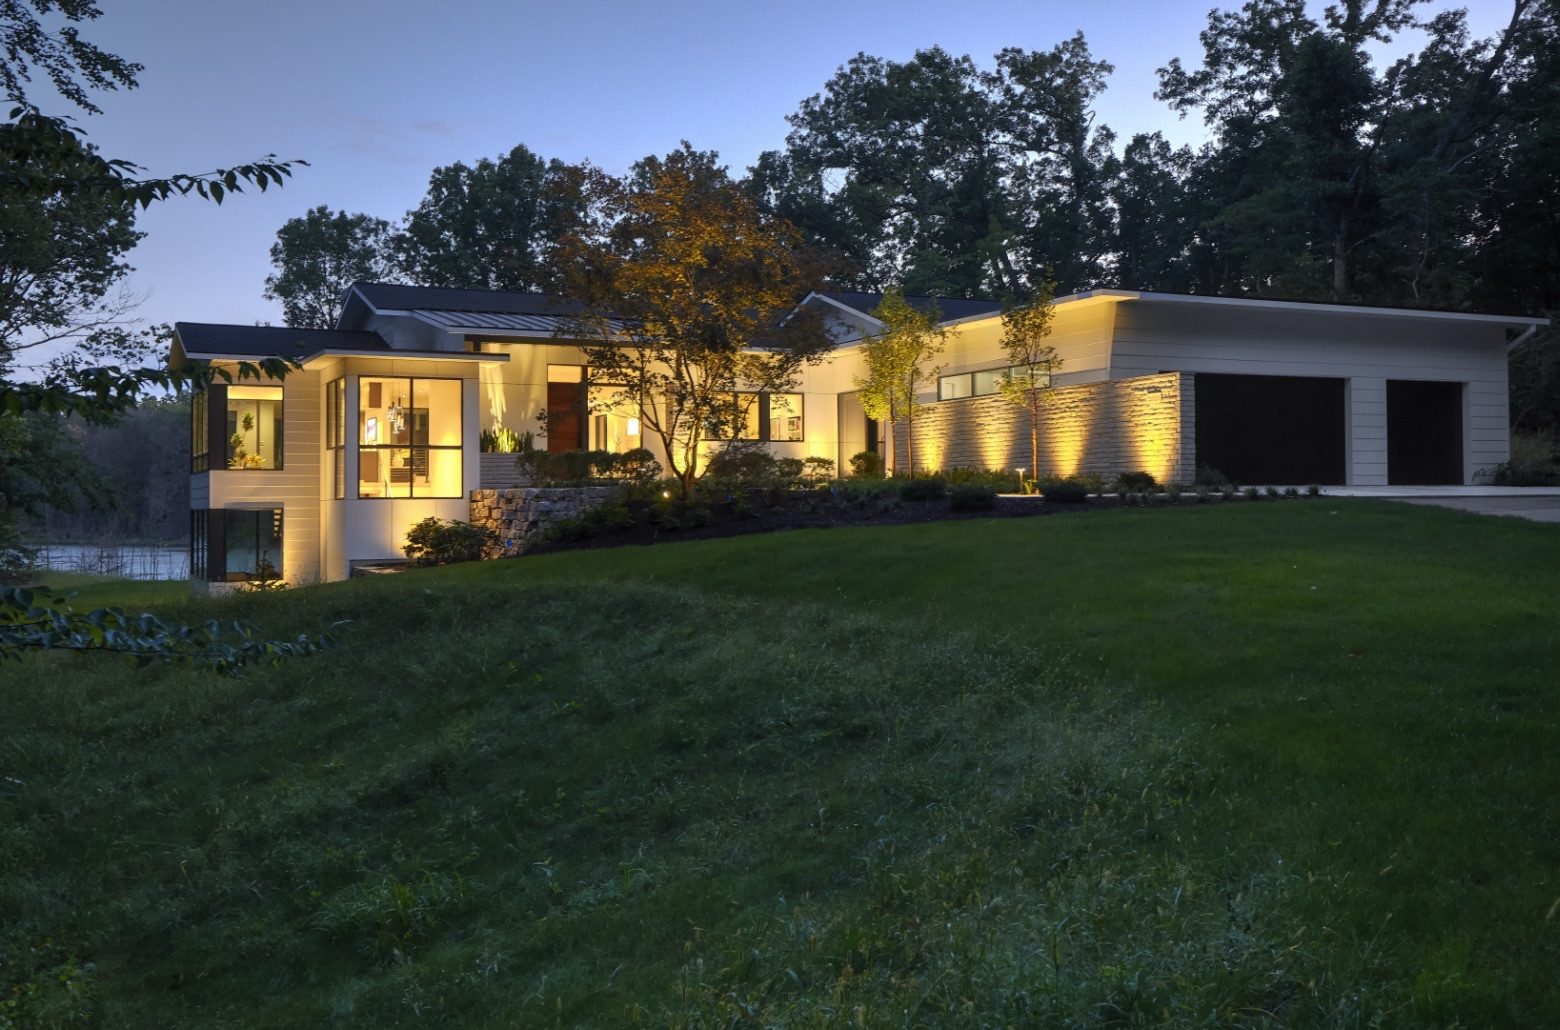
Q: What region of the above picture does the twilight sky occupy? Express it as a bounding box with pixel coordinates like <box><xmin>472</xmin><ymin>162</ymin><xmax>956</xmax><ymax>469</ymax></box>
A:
<box><xmin>33</xmin><ymin>0</ymin><xmax>1518</xmax><ymax>350</ymax></box>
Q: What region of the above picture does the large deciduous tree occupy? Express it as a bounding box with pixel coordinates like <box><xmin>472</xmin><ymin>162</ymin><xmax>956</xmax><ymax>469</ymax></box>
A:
<box><xmin>558</xmin><ymin>144</ymin><xmax>833</xmax><ymax>495</ymax></box>
<box><xmin>855</xmin><ymin>289</ymin><xmax>947</xmax><ymax>478</ymax></box>
<box><xmin>264</xmin><ymin>206</ymin><xmax>393</xmax><ymax>328</ymax></box>
<box><xmin>0</xmin><ymin>0</ymin><xmax>321</xmax><ymax>669</ymax></box>
<box><xmin>395</xmin><ymin>144</ymin><xmax>586</xmax><ymax>293</ymax></box>
<box><xmin>749</xmin><ymin>39</ymin><xmax>1119</xmax><ymax>299</ymax></box>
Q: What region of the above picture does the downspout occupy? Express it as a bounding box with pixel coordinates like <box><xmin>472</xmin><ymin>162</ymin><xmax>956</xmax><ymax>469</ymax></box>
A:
<box><xmin>1506</xmin><ymin>324</ymin><xmax>1540</xmax><ymax>354</ymax></box>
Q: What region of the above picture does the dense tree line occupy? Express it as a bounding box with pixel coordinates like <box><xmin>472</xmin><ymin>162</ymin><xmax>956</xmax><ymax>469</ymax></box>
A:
<box><xmin>266</xmin><ymin>0</ymin><xmax>1558</xmax><ymax>428</ymax></box>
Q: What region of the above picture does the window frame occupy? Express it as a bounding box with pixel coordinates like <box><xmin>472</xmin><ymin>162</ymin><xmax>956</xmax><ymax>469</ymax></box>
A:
<box><xmin>193</xmin><ymin>508</ymin><xmax>283</xmax><ymax>583</ymax></box>
<box><xmin>937</xmin><ymin>365</ymin><xmax>1052</xmax><ymax>401</ymax></box>
<box><xmin>729</xmin><ymin>390</ymin><xmax>805</xmax><ymax>442</ymax></box>
<box><xmin>223</xmin><ymin>383</ymin><xmax>285</xmax><ymax>471</ymax></box>
<box><xmin>356</xmin><ymin>375</ymin><xmax>465</xmax><ymax>500</ymax></box>
<box><xmin>325</xmin><ymin>377</ymin><xmax>345</xmax><ymax>499</ymax></box>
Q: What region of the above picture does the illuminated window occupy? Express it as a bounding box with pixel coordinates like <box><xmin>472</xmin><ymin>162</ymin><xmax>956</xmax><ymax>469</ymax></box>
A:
<box><xmin>357</xmin><ymin>376</ymin><xmax>463</xmax><ymax>498</ymax></box>
<box><xmin>325</xmin><ymin>378</ymin><xmax>345</xmax><ymax>499</ymax></box>
<box><xmin>768</xmin><ymin>393</ymin><xmax>804</xmax><ymax>441</ymax></box>
<box><xmin>728</xmin><ymin>391</ymin><xmax>804</xmax><ymax>442</ymax></box>
<box><xmin>225</xmin><ymin>385</ymin><xmax>284</xmax><ymax>469</ymax></box>
<box><xmin>938</xmin><ymin>366</ymin><xmax>1051</xmax><ymax>401</ymax></box>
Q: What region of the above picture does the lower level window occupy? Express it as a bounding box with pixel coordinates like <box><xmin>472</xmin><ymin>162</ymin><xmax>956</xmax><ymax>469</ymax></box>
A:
<box><xmin>191</xmin><ymin>508</ymin><xmax>283</xmax><ymax>582</ymax></box>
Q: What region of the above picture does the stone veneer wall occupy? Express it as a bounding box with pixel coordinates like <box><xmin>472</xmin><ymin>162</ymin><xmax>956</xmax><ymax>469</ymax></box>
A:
<box><xmin>892</xmin><ymin>372</ymin><xmax>1196</xmax><ymax>483</ymax></box>
<box><xmin>470</xmin><ymin>487</ymin><xmax>619</xmax><ymax>557</ymax></box>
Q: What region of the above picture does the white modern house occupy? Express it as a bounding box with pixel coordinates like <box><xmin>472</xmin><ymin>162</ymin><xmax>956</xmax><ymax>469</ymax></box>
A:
<box><xmin>170</xmin><ymin>282</ymin><xmax>1546</xmax><ymax>586</ymax></box>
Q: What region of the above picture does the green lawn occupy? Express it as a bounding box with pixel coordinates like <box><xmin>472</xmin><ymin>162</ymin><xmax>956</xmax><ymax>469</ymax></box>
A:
<box><xmin>2</xmin><ymin>500</ymin><xmax>1556</xmax><ymax>1026</ymax></box>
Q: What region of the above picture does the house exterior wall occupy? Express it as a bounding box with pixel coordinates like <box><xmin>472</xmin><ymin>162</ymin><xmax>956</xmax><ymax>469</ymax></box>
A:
<box><xmin>893</xmin><ymin>372</ymin><xmax>1194</xmax><ymax>483</ymax></box>
<box><xmin>1108</xmin><ymin>302</ymin><xmax>1510</xmax><ymax>484</ymax></box>
<box><xmin>930</xmin><ymin>300</ymin><xmax>1116</xmax><ymax>388</ymax></box>
<box><xmin>204</xmin><ymin>369</ymin><xmax>321</xmax><ymax>585</ymax></box>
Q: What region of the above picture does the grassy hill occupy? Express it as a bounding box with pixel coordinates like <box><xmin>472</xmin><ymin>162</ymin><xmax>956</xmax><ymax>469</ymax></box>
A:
<box><xmin>2</xmin><ymin>500</ymin><xmax>1557</xmax><ymax>1026</ymax></box>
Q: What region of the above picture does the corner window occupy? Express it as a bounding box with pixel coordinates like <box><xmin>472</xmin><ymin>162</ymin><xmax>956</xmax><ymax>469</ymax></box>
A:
<box><xmin>226</xmin><ymin>385</ymin><xmax>284</xmax><ymax>469</ymax></box>
<box><xmin>358</xmin><ymin>376</ymin><xmax>463</xmax><ymax>499</ymax></box>
<box><xmin>191</xmin><ymin>508</ymin><xmax>282</xmax><ymax>582</ymax></box>
<box><xmin>191</xmin><ymin>389</ymin><xmax>209</xmax><ymax>472</ymax></box>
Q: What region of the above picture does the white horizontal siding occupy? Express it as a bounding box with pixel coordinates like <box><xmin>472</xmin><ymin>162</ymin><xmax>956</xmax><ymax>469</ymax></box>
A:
<box><xmin>1111</xmin><ymin>303</ymin><xmax>1510</xmax><ymax>484</ymax></box>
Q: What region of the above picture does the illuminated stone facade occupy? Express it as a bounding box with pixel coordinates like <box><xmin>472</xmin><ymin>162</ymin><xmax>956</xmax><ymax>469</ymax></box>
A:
<box><xmin>893</xmin><ymin>372</ymin><xmax>1195</xmax><ymax>483</ymax></box>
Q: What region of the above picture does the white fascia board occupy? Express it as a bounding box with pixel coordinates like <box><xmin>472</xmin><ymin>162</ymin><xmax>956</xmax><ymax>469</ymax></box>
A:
<box><xmin>1123</xmin><ymin>290</ymin><xmax>1547</xmax><ymax>328</ymax></box>
<box><xmin>298</xmin><ymin>349</ymin><xmax>509</xmax><ymax>368</ymax></box>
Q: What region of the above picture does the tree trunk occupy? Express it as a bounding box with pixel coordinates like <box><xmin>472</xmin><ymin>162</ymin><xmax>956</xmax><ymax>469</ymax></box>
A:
<box><xmin>1030</xmin><ymin>396</ymin><xmax>1041</xmax><ymax>483</ymax></box>
<box><xmin>1332</xmin><ymin>213</ymin><xmax>1352</xmax><ymax>301</ymax></box>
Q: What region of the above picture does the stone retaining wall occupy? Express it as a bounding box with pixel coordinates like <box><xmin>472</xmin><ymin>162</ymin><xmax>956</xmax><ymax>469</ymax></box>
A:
<box><xmin>892</xmin><ymin>372</ymin><xmax>1196</xmax><ymax>483</ymax></box>
<box><xmin>470</xmin><ymin>486</ymin><xmax>619</xmax><ymax>557</ymax></box>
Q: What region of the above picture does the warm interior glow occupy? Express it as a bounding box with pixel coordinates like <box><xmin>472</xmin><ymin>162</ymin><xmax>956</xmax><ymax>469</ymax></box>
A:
<box><xmin>358</xmin><ymin>376</ymin><xmax>463</xmax><ymax>498</ymax></box>
<box><xmin>225</xmin><ymin>384</ymin><xmax>282</xmax><ymax>469</ymax></box>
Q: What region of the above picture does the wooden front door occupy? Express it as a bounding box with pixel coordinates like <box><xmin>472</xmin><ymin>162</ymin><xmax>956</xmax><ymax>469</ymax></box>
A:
<box><xmin>547</xmin><ymin>381</ymin><xmax>586</xmax><ymax>452</ymax></box>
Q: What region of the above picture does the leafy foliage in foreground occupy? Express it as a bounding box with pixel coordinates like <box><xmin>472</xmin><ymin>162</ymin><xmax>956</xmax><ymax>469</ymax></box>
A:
<box><xmin>0</xmin><ymin>586</ymin><xmax>329</xmax><ymax>672</ymax></box>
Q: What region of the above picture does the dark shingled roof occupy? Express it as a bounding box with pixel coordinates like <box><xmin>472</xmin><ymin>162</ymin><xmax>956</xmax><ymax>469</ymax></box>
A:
<box><xmin>818</xmin><ymin>290</ymin><xmax>1004</xmax><ymax>323</ymax></box>
<box><xmin>175</xmin><ymin>323</ymin><xmax>391</xmax><ymax>359</ymax></box>
<box><xmin>351</xmin><ymin>282</ymin><xmax>583</xmax><ymax>316</ymax></box>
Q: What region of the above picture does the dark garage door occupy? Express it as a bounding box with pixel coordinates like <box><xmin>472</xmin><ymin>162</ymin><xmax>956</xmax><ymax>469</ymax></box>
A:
<box><xmin>1195</xmin><ymin>373</ymin><xmax>1346</xmax><ymax>485</ymax></box>
<box><xmin>1387</xmin><ymin>380</ymin><xmax>1462</xmax><ymax>485</ymax></box>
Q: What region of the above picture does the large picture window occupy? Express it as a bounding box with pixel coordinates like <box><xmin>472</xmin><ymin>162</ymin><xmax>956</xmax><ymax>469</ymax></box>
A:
<box><xmin>226</xmin><ymin>385</ymin><xmax>284</xmax><ymax>469</ymax></box>
<box><xmin>358</xmin><ymin>376</ymin><xmax>463</xmax><ymax>498</ymax></box>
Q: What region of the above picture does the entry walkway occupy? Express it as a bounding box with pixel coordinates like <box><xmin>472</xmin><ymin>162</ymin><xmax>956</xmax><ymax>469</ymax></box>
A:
<box><xmin>1323</xmin><ymin>485</ymin><xmax>1560</xmax><ymax>523</ymax></box>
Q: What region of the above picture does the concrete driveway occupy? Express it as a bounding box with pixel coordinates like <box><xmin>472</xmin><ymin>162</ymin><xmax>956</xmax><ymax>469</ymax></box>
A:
<box><xmin>1323</xmin><ymin>486</ymin><xmax>1560</xmax><ymax>524</ymax></box>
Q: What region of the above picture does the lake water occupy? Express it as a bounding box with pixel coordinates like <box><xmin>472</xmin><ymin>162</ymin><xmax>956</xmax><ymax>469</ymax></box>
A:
<box><xmin>32</xmin><ymin>544</ymin><xmax>189</xmax><ymax>581</ymax></box>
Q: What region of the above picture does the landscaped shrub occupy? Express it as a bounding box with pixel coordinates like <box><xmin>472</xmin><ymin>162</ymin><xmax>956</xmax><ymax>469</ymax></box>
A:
<box><xmin>705</xmin><ymin>443</ymin><xmax>778</xmax><ymax>482</ymax></box>
<box><xmin>479</xmin><ymin>426</ymin><xmax>525</xmax><ymax>453</ymax></box>
<box><xmin>939</xmin><ymin>467</ymin><xmax>1022</xmax><ymax>492</ymax></box>
<box><xmin>898</xmin><ymin>477</ymin><xmax>948</xmax><ymax>501</ymax></box>
<box><xmin>803</xmin><ymin>456</ymin><xmax>837</xmax><ymax>483</ymax></box>
<box><xmin>773</xmin><ymin>457</ymin><xmax>805</xmax><ymax>481</ymax></box>
<box><xmin>1039</xmin><ymin>477</ymin><xmax>1090</xmax><ymax>503</ymax></box>
<box><xmin>948</xmin><ymin>484</ymin><xmax>998</xmax><ymax>511</ymax></box>
<box><xmin>1490</xmin><ymin>432</ymin><xmax>1560</xmax><ymax>485</ymax></box>
<box><xmin>403</xmin><ymin>517</ymin><xmax>497</xmax><ymax>566</ymax></box>
<box><xmin>519</xmin><ymin>448</ymin><xmax>662</xmax><ymax>485</ymax></box>
<box><xmin>1112</xmin><ymin>470</ymin><xmax>1159</xmax><ymax>493</ymax></box>
<box><xmin>1194</xmin><ymin>464</ymin><xmax>1232</xmax><ymax>488</ymax></box>
<box><xmin>849</xmin><ymin>450</ymin><xmax>885</xmax><ymax>478</ymax></box>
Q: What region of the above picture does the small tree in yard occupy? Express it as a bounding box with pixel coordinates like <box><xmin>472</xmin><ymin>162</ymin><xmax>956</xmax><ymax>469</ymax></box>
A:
<box><xmin>855</xmin><ymin>289</ymin><xmax>946</xmax><ymax>478</ymax></box>
<box><xmin>557</xmin><ymin>144</ymin><xmax>833</xmax><ymax>496</ymax></box>
<box><xmin>997</xmin><ymin>283</ymin><xmax>1062</xmax><ymax>484</ymax></box>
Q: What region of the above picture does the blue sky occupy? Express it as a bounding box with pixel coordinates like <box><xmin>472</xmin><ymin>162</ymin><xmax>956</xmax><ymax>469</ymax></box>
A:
<box><xmin>46</xmin><ymin>0</ymin><xmax>1519</xmax><ymax>339</ymax></box>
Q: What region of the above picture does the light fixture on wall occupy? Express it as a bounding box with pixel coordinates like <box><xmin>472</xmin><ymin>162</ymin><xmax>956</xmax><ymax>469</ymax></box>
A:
<box><xmin>627</xmin><ymin>417</ymin><xmax>640</xmax><ymax>436</ymax></box>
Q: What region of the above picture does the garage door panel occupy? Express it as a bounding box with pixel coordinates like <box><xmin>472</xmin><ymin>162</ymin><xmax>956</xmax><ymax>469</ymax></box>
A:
<box><xmin>1194</xmin><ymin>374</ymin><xmax>1347</xmax><ymax>485</ymax></box>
